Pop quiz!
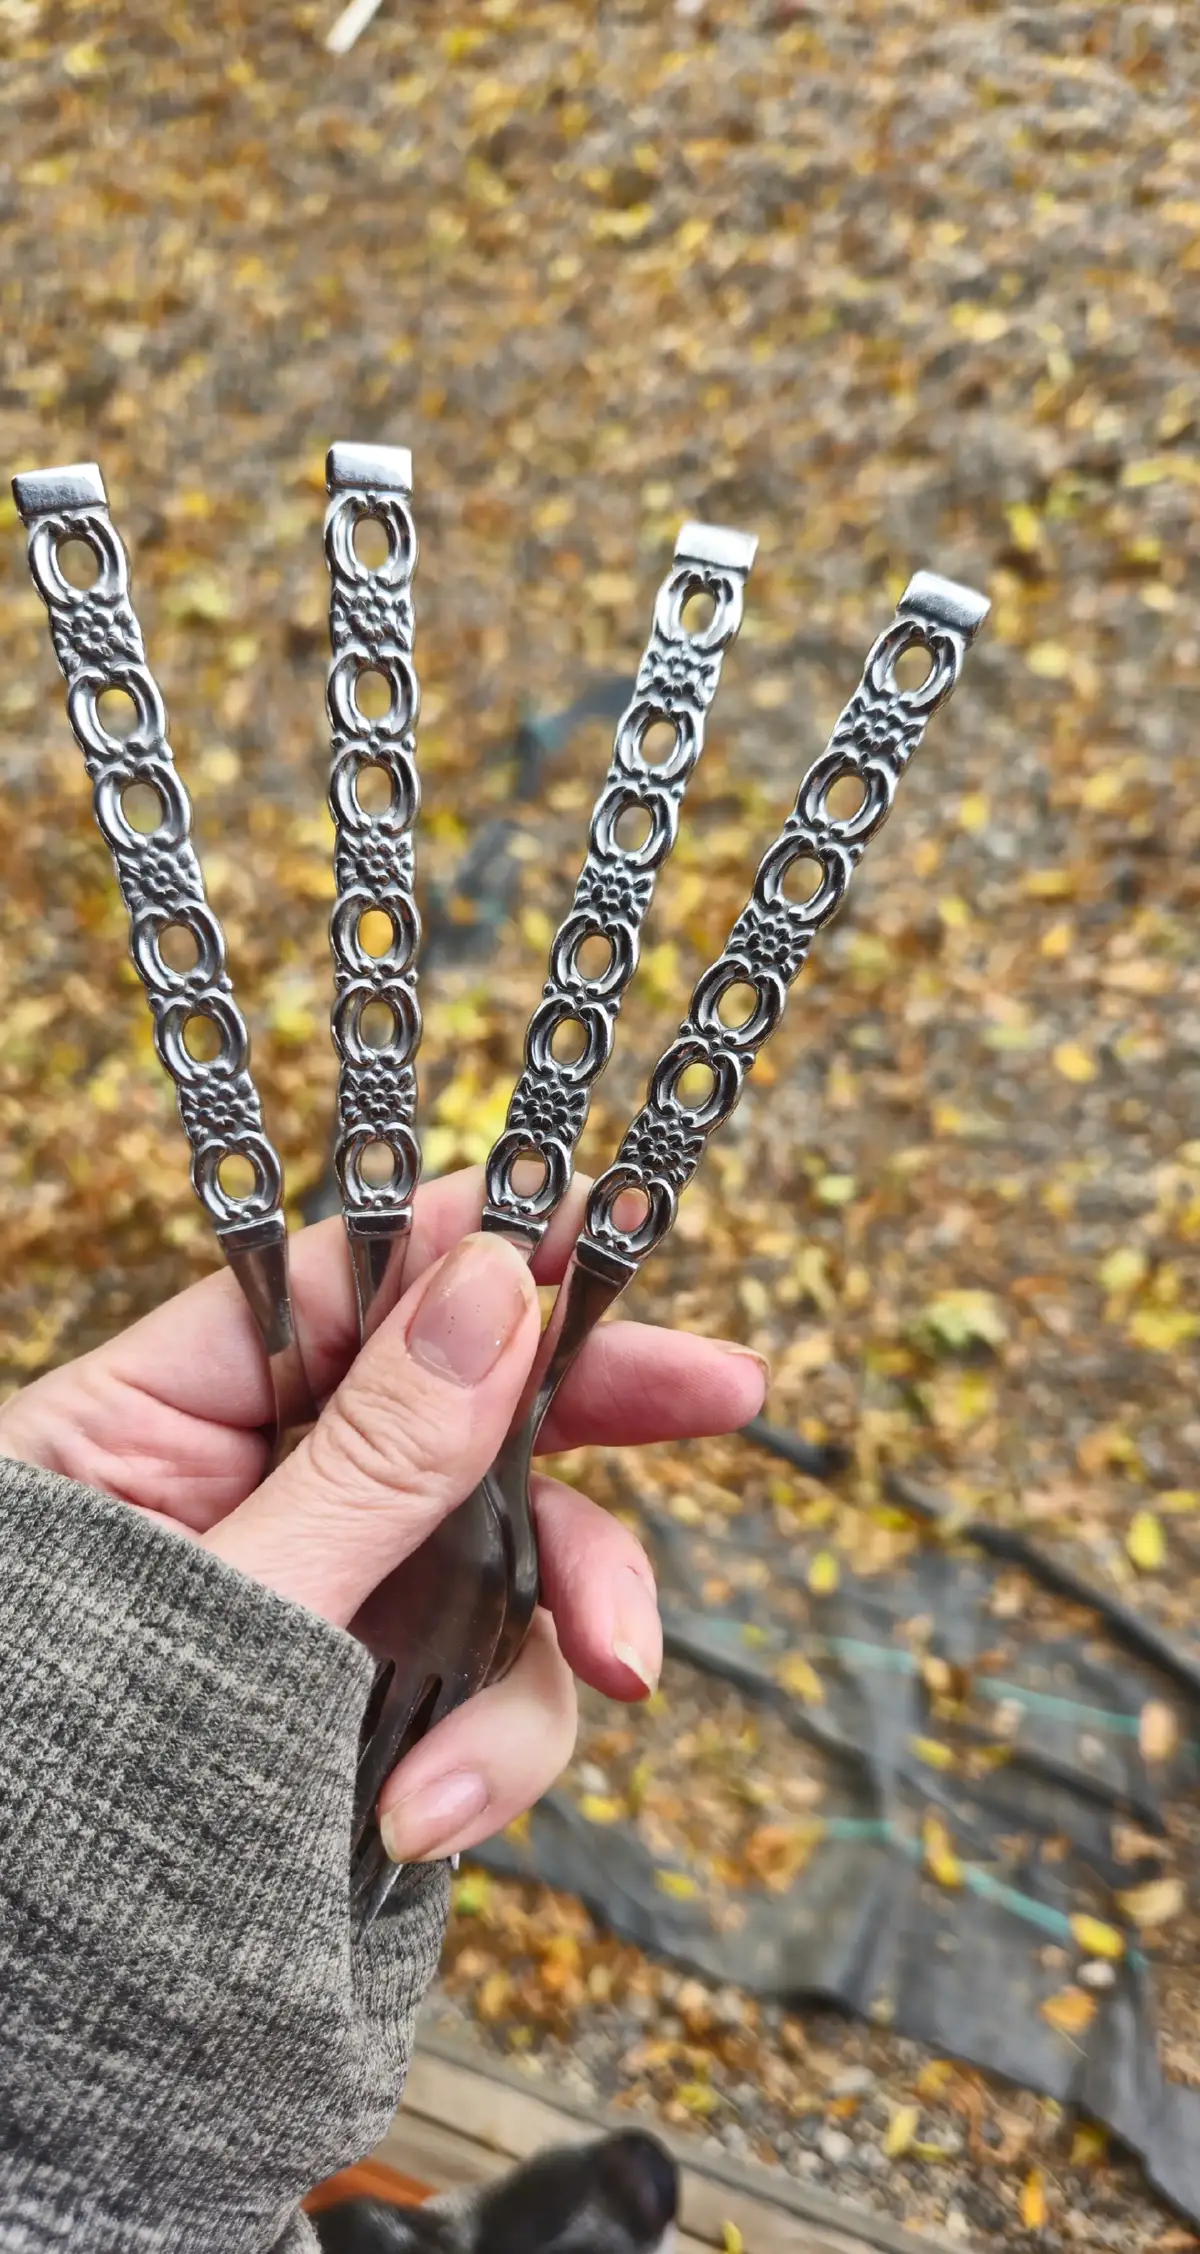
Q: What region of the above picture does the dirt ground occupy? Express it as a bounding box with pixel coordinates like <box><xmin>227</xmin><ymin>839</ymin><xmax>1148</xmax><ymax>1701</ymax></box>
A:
<box><xmin>1</xmin><ymin>1</ymin><xmax>1198</xmax><ymax>2245</ymax></box>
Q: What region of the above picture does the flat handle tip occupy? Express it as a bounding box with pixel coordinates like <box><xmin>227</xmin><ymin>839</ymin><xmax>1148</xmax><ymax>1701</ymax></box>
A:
<box><xmin>12</xmin><ymin>463</ymin><xmax>108</xmax><ymax>523</ymax></box>
<box><xmin>326</xmin><ymin>441</ymin><xmax>413</xmax><ymax>497</ymax></box>
<box><xmin>899</xmin><ymin>570</ymin><xmax>990</xmax><ymax>642</ymax></box>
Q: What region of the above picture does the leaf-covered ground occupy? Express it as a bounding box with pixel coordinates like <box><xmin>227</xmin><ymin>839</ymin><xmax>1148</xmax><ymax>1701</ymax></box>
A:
<box><xmin>1</xmin><ymin>1</ymin><xmax>1198</xmax><ymax>2245</ymax></box>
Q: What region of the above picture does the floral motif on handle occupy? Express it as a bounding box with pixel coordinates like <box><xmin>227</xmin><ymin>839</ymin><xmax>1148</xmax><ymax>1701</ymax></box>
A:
<box><xmin>482</xmin><ymin>521</ymin><xmax>758</xmax><ymax>1246</ymax></box>
<box><xmin>581</xmin><ymin>572</ymin><xmax>991</xmax><ymax>1270</ymax></box>
<box><xmin>323</xmin><ymin>443</ymin><xmax>424</xmax><ymax>1229</ymax></box>
<box><xmin>15</xmin><ymin>463</ymin><xmax>284</xmax><ymax>1239</ymax></box>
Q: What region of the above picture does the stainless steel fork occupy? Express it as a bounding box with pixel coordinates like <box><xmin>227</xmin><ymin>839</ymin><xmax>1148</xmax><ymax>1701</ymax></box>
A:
<box><xmin>14</xmin><ymin>463</ymin><xmax>315</xmax><ymax>1450</ymax></box>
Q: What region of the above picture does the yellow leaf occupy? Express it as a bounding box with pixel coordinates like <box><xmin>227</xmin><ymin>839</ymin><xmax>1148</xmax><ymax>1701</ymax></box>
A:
<box><xmin>1021</xmin><ymin>2167</ymin><xmax>1048</xmax><ymax>2231</ymax></box>
<box><xmin>656</xmin><ymin>1868</ymin><xmax>701</xmax><ymax>1901</ymax></box>
<box><xmin>722</xmin><ymin>2225</ymin><xmax>744</xmax><ymax>2254</ymax></box>
<box><xmin>1070</xmin><ymin>2121</ymin><xmax>1108</xmax><ymax>2167</ymax></box>
<box><xmin>808</xmin><ymin>1550</ymin><xmax>840</xmax><ymax>1595</ymax></box>
<box><xmin>1005</xmin><ymin>503</ymin><xmax>1041</xmax><ymax>553</ymax></box>
<box><xmin>815</xmin><ymin>1172</ymin><xmax>857</xmax><ymax>1206</ymax></box>
<box><xmin>1139</xmin><ymin>1701</ymin><xmax>1179</xmax><ymax>1763</ymax></box>
<box><xmin>957</xmin><ymin>789</ymin><xmax>990</xmax><ymax>834</ymax></box>
<box><xmin>519</xmin><ymin>905</ymin><xmax>555</xmax><ymax>954</ymax></box>
<box><xmin>922</xmin><ymin>1813</ymin><xmax>962</xmax><ymax>1890</ymax></box>
<box><xmin>1023</xmin><ymin>866</ymin><xmax>1076</xmax><ymax>899</ymax></box>
<box><xmin>590</xmin><ymin>203</ymin><xmax>655</xmax><ymax>243</ymax></box>
<box><xmin>1054</xmin><ymin>1040</ymin><xmax>1098</xmax><ymax>1084</ymax></box>
<box><xmin>64</xmin><ymin>39</ymin><xmax>106</xmax><ymax>76</ymax></box>
<box><xmin>916</xmin><ymin>1290</ymin><xmax>1008</xmax><ymax>1355</ymax></box>
<box><xmin>916</xmin><ymin>2060</ymin><xmax>956</xmax><ymax>2098</ymax></box>
<box><xmin>1071</xmin><ymin>1914</ymin><xmax>1126</xmax><ymax>1961</ymax></box>
<box><xmin>910</xmin><ymin>1735</ymin><xmax>956</xmax><ymax>1772</ymax></box>
<box><xmin>477</xmin><ymin>1970</ymin><xmax>512</xmax><ymax>2022</ymax></box>
<box><xmin>1127</xmin><ymin>1509</ymin><xmax>1166</xmax><ymax>1572</ymax></box>
<box><xmin>882</xmin><ymin>2103</ymin><xmax>920</xmax><ymax>2159</ymax></box>
<box><xmin>938</xmin><ymin>893</ymin><xmax>971</xmax><ymax>931</ymax></box>
<box><xmin>452</xmin><ymin>1870</ymin><xmax>493</xmax><ymax>1916</ymax></box>
<box><xmin>579</xmin><ymin>1794</ymin><xmax>625</xmax><ymax>1825</ymax></box>
<box><xmin>676</xmin><ymin>2079</ymin><xmax>718</xmax><ymax>2115</ymax></box>
<box><xmin>1041</xmin><ymin>917</ymin><xmax>1073</xmax><ymax>961</ymax></box>
<box><xmin>269</xmin><ymin>998</ymin><xmax>317</xmax><ymax>1047</ymax></box>
<box><xmin>1117</xmin><ymin>1875</ymin><xmax>1185</xmax><ymax>1930</ymax></box>
<box><xmin>1121</xmin><ymin>455</ymin><xmax>1200</xmax><ymax>489</ymax></box>
<box><xmin>777</xmin><ymin>1652</ymin><xmax>825</xmax><ymax>1704</ymax></box>
<box><xmin>1043</xmin><ymin>1986</ymin><xmax>1096</xmax><ymax>2039</ymax></box>
<box><xmin>1099</xmin><ymin>1245</ymin><xmax>1148</xmax><ymax>1297</ymax></box>
<box><xmin>1128</xmin><ymin>1305</ymin><xmax>1200</xmax><ymax>1352</ymax></box>
<box><xmin>1028</xmin><ymin>641</ymin><xmax>1072</xmax><ymax>680</ymax></box>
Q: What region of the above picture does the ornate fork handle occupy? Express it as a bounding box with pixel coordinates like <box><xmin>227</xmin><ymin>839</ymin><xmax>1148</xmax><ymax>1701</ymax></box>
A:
<box><xmin>482</xmin><ymin>522</ymin><xmax>757</xmax><ymax>1252</ymax></box>
<box><xmin>13</xmin><ymin>462</ymin><xmax>314</xmax><ymax>1444</ymax></box>
<box><xmin>580</xmin><ymin>572</ymin><xmax>989</xmax><ymax>1273</ymax></box>
<box><xmin>484</xmin><ymin>570</ymin><xmax>991</xmax><ymax>1679</ymax></box>
<box><xmin>325</xmin><ymin>443</ymin><xmax>424</xmax><ymax>1335</ymax></box>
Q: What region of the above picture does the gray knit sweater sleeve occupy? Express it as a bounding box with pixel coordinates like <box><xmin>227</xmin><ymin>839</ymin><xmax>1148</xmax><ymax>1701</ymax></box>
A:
<box><xmin>0</xmin><ymin>1458</ymin><xmax>449</xmax><ymax>2254</ymax></box>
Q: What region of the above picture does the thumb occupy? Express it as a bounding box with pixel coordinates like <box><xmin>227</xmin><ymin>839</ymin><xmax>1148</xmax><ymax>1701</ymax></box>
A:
<box><xmin>202</xmin><ymin>1232</ymin><xmax>539</xmax><ymax>1625</ymax></box>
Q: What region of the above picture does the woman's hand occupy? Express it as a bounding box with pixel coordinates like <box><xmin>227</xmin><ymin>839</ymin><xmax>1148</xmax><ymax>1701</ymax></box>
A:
<box><xmin>0</xmin><ymin>1165</ymin><xmax>766</xmax><ymax>1864</ymax></box>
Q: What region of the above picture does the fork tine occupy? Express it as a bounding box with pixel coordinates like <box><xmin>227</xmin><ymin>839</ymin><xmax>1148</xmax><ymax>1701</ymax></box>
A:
<box><xmin>12</xmin><ymin>461</ymin><xmax>314</xmax><ymax>1447</ymax></box>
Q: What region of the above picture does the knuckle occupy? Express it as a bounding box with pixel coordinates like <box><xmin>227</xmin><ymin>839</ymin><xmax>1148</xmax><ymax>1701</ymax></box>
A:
<box><xmin>310</xmin><ymin>1363</ymin><xmax>462</xmax><ymax>1503</ymax></box>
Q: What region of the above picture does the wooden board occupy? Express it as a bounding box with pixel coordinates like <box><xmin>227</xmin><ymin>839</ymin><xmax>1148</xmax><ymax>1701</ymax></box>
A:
<box><xmin>369</xmin><ymin>2036</ymin><xmax>953</xmax><ymax>2254</ymax></box>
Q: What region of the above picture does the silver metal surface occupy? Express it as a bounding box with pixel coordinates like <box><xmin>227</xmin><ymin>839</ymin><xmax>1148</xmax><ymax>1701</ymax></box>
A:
<box><xmin>481</xmin><ymin>521</ymin><xmax>757</xmax><ymax>1252</ymax></box>
<box><xmin>344</xmin><ymin>520</ymin><xmax>754</xmax><ymax>1896</ymax></box>
<box><xmin>357</xmin><ymin>566</ymin><xmax>989</xmax><ymax>1928</ymax></box>
<box><xmin>325</xmin><ymin>441</ymin><xmax>425</xmax><ymax>1339</ymax></box>
<box><xmin>14</xmin><ymin>462</ymin><xmax>314</xmax><ymax>1445</ymax></box>
<box><xmin>478</xmin><ymin>569</ymin><xmax>992</xmax><ymax>1684</ymax></box>
<box><xmin>350</xmin><ymin>522</ymin><xmax>756</xmax><ymax>1916</ymax></box>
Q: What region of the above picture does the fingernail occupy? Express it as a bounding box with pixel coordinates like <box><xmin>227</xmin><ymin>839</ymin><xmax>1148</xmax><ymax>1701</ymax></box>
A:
<box><xmin>719</xmin><ymin>1341</ymin><xmax>771</xmax><ymax>1384</ymax></box>
<box><xmin>612</xmin><ymin>1566</ymin><xmax>662</xmax><ymax>1695</ymax></box>
<box><xmin>408</xmin><ymin>1233</ymin><xmax>533</xmax><ymax>1388</ymax></box>
<box><xmin>379</xmin><ymin>1769</ymin><xmax>489</xmax><ymax>1863</ymax></box>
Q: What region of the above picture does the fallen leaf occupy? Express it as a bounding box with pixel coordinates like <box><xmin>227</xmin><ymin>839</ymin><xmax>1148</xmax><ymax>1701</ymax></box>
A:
<box><xmin>807</xmin><ymin>1549</ymin><xmax>840</xmax><ymax>1595</ymax></box>
<box><xmin>1070</xmin><ymin>2120</ymin><xmax>1108</xmax><ymax>2166</ymax></box>
<box><xmin>1053</xmin><ymin>1039</ymin><xmax>1098</xmax><ymax>1084</ymax></box>
<box><xmin>1139</xmin><ymin>1702</ymin><xmax>1180</xmax><ymax>1763</ymax></box>
<box><xmin>656</xmin><ymin>1869</ymin><xmax>701</xmax><ymax>1902</ymax></box>
<box><xmin>910</xmin><ymin>1735</ymin><xmax>956</xmax><ymax>1771</ymax></box>
<box><xmin>922</xmin><ymin>1813</ymin><xmax>963</xmax><ymax>1890</ymax></box>
<box><xmin>914</xmin><ymin>1290</ymin><xmax>1008</xmax><ymax>1356</ymax></box>
<box><xmin>883</xmin><ymin>2103</ymin><xmax>920</xmax><ymax>2158</ymax></box>
<box><xmin>1042</xmin><ymin>1986</ymin><xmax>1096</xmax><ymax>2038</ymax></box>
<box><xmin>579</xmin><ymin>1792</ymin><xmax>625</xmax><ymax>1824</ymax></box>
<box><xmin>777</xmin><ymin>1652</ymin><xmax>825</xmax><ymax>1704</ymax></box>
<box><xmin>1117</xmin><ymin>1876</ymin><xmax>1185</xmax><ymax>1930</ymax></box>
<box><xmin>1128</xmin><ymin>1306</ymin><xmax>1200</xmax><ymax>1352</ymax></box>
<box><xmin>1127</xmin><ymin>1509</ymin><xmax>1166</xmax><ymax>1572</ymax></box>
<box><xmin>1099</xmin><ymin>1245</ymin><xmax>1148</xmax><ymax>1297</ymax></box>
<box><xmin>1021</xmin><ymin>2166</ymin><xmax>1048</xmax><ymax>2230</ymax></box>
<box><xmin>1070</xmin><ymin>1915</ymin><xmax>1125</xmax><ymax>1961</ymax></box>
